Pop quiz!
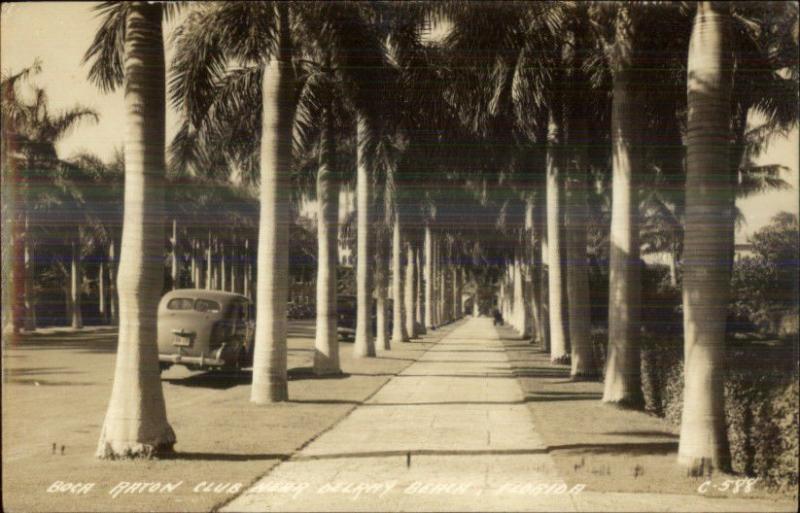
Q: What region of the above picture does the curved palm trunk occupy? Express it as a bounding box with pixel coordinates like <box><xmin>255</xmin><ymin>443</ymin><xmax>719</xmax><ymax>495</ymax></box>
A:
<box><xmin>678</xmin><ymin>1</ymin><xmax>733</xmax><ymax>474</ymax></box>
<box><xmin>354</xmin><ymin>114</ymin><xmax>375</xmax><ymax>357</ymax></box>
<box><xmin>404</xmin><ymin>240</ymin><xmax>417</xmax><ymax>338</ymax></box>
<box><xmin>96</xmin><ymin>2</ymin><xmax>175</xmax><ymax>458</ymax></box>
<box><xmin>546</xmin><ymin>112</ymin><xmax>568</xmax><ymax>363</ymax></box>
<box><xmin>313</xmin><ymin>108</ymin><xmax>341</xmax><ymax>374</ymax></box>
<box><xmin>604</xmin><ymin>50</ymin><xmax>644</xmax><ymax>405</ymax></box>
<box><xmin>391</xmin><ymin>218</ymin><xmax>409</xmax><ymax>342</ymax></box>
<box><xmin>251</xmin><ymin>6</ymin><xmax>293</xmax><ymax>403</ymax></box>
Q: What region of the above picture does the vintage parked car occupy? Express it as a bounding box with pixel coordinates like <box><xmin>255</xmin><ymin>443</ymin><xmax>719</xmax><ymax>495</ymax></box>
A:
<box><xmin>336</xmin><ymin>295</ymin><xmax>392</xmax><ymax>342</ymax></box>
<box><xmin>157</xmin><ymin>289</ymin><xmax>254</xmax><ymax>372</ymax></box>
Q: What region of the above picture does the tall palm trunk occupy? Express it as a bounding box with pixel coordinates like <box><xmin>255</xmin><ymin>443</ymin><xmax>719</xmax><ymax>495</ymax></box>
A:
<box><xmin>375</xmin><ymin>233</ymin><xmax>389</xmax><ymax>350</ymax></box>
<box><xmin>540</xmin><ymin>221</ymin><xmax>550</xmax><ymax>350</ymax></box>
<box><xmin>23</xmin><ymin>219</ymin><xmax>36</xmax><ymax>331</ymax></box>
<box><xmin>452</xmin><ymin>266</ymin><xmax>460</xmax><ymax>320</ymax></box>
<box><xmin>220</xmin><ymin>242</ymin><xmax>227</xmax><ymax>291</ymax></box>
<box><xmin>70</xmin><ymin>238</ymin><xmax>83</xmax><ymax>329</ymax></box>
<box><xmin>678</xmin><ymin>1</ymin><xmax>733</xmax><ymax>474</ymax></box>
<box><xmin>205</xmin><ymin>232</ymin><xmax>212</xmax><ymax>290</ymax></box>
<box><xmin>243</xmin><ymin>239</ymin><xmax>251</xmax><ymax>299</ymax></box>
<box><xmin>354</xmin><ymin>114</ymin><xmax>375</xmax><ymax>357</ymax></box>
<box><xmin>251</xmin><ymin>5</ymin><xmax>293</xmax><ymax>403</ymax></box>
<box><xmin>96</xmin><ymin>2</ymin><xmax>175</xmax><ymax>458</ymax></box>
<box><xmin>404</xmin><ymin>240</ymin><xmax>417</xmax><ymax>338</ymax></box>
<box><xmin>604</xmin><ymin>21</ymin><xmax>644</xmax><ymax>405</ymax></box>
<box><xmin>170</xmin><ymin>219</ymin><xmax>178</xmax><ymax>289</ymax></box>
<box><xmin>566</xmin><ymin>117</ymin><xmax>596</xmax><ymax>379</ymax></box>
<box><xmin>415</xmin><ymin>244</ymin><xmax>425</xmax><ymax>333</ymax></box>
<box><xmin>391</xmin><ymin>218</ymin><xmax>409</xmax><ymax>342</ymax></box>
<box><xmin>424</xmin><ymin>225</ymin><xmax>434</xmax><ymax>330</ymax></box>
<box><xmin>190</xmin><ymin>238</ymin><xmax>197</xmax><ymax>287</ymax></box>
<box><xmin>546</xmin><ymin>111</ymin><xmax>568</xmax><ymax>363</ymax></box>
<box><xmin>513</xmin><ymin>248</ymin><xmax>528</xmax><ymax>336</ymax></box>
<box><xmin>99</xmin><ymin>254</ymin><xmax>106</xmax><ymax>323</ymax></box>
<box><xmin>108</xmin><ymin>241</ymin><xmax>117</xmax><ymax>325</ymax></box>
<box><xmin>314</xmin><ymin>106</ymin><xmax>340</xmax><ymax>373</ymax></box>
<box><xmin>528</xmin><ymin>198</ymin><xmax>544</xmax><ymax>343</ymax></box>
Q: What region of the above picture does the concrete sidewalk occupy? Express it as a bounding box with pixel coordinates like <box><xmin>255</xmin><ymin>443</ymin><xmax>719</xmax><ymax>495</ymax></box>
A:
<box><xmin>223</xmin><ymin>318</ymin><xmax>795</xmax><ymax>512</ymax></box>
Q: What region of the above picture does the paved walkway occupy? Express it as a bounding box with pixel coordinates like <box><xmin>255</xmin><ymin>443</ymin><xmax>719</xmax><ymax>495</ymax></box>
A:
<box><xmin>224</xmin><ymin>318</ymin><xmax>795</xmax><ymax>512</ymax></box>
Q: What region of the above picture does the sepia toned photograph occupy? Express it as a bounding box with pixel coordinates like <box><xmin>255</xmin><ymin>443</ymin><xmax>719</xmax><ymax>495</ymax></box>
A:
<box><xmin>1</xmin><ymin>1</ymin><xmax>798</xmax><ymax>512</ymax></box>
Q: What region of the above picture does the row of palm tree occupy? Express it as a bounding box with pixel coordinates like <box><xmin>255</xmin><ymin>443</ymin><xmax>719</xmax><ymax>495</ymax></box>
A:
<box><xmin>3</xmin><ymin>0</ymin><xmax>792</xmax><ymax>478</ymax></box>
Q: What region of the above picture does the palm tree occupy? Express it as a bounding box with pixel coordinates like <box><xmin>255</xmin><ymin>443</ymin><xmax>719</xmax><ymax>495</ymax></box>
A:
<box><xmin>2</xmin><ymin>62</ymin><xmax>99</xmax><ymax>332</ymax></box>
<box><xmin>85</xmin><ymin>1</ymin><xmax>176</xmax><ymax>458</ymax></box>
<box><xmin>677</xmin><ymin>1</ymin><xmax>734</xmax><ymax>474</ymax></box>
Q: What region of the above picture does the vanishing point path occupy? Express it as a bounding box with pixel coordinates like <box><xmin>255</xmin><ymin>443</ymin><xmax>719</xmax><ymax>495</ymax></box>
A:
<box><xmin>223</xmin><ymin>318</ymin><xmax>793</xmax><ymax>512</ymax></box>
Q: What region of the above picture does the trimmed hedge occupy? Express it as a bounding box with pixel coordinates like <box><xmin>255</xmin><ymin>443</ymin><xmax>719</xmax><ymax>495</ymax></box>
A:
<box><xmin>639</xmin><ymin>336</ymin><xmax>798</xmax><ymax>491</ymax></box>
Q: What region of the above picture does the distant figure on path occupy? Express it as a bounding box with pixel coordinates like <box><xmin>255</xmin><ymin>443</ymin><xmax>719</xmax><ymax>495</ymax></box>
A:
<box><xmin>493</xmin><ymin>308</ymin><xmax>503</xmax><ymax>326</ymax></box>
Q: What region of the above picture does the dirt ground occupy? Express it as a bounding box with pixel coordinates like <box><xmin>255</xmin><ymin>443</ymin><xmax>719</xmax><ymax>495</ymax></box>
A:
<box><xmin>2</xmin><ymin>321</ymin><xmax>456</xmax><ymax>513</ymax></box>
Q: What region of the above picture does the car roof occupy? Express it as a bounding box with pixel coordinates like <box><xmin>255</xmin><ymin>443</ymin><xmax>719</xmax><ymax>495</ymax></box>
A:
<box><xmin>160</xmin><ymin>289</ymin><xmax>249</xmax><ymax>306</ymax></box>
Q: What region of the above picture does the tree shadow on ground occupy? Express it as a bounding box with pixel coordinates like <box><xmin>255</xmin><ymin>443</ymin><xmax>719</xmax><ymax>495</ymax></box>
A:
<box><xmin>603</xmin><ymin>430</ymin><xmax>678</xmax><ymax>439</ymax></box>
<box><xmin>548</xmin><ymin>441</ymin><xmax>678</xmax><ymax>455</ymax></box>
<box><xmin>287</xmin><ymin>367</ymin><xmax>351</xmax><ymax>380</ymax></box>
<box><xmin>160</xmin><ymin>452</ymin><xmax>291</xmax><ymax>462</ymax></box>
<box><xmin>163</xmin><ymin>371</ymin><xmax>250</xmax><ymax>389</ymax></box>
<box><xmin>525</xmin><ymin>391</ymin><xmax>602</xmax><ymax>402</ymax></box>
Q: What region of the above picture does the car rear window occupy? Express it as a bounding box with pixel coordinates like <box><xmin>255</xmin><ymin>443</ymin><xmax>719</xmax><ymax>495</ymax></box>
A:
<box><xmin>194</xmin><ymin>299</ymin><xmax>221</xmax><ymax>313</ymax></box>
<box><xmin>166</xmin><ymin>298</ymin><xmax>194</xmax><ymax>310</ymax></box>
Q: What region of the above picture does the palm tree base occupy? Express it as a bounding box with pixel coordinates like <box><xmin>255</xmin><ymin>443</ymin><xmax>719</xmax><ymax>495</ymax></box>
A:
<box><xmin>569</xmin><ymin>372</ymin><xmax>599</xmax><ymax>382</ymax></box>
<box><xmin>96</xmin><ymin>426</ymin><xmax>176</xmax><ymax>460</ymax></box>
<box><xmin>678</xmin><ymin>454</ymin><xmax>732</xmax><ymax>477</ymax></box>
<box><xmin>250</xmin><ymin>383</ymin><xmax>289</xmax><ymax>404</ymax></box>
<box><xmin>601</xmin><ymin>396</ymin><xmax>644</xmax><ymax>410</ymax></box>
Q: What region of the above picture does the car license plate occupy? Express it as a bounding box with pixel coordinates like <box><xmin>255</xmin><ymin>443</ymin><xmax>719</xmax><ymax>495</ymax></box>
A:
<box><xmin>173</xmin><ymin>335</ymin><xmax>191</xmax><ymax>347</ymax></box>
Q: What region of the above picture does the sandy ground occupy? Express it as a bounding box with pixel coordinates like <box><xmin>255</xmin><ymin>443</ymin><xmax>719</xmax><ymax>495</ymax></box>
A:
<box><xmin>1</xmin><ymin>320</ymin><xmax>457</xmax><ymax>512</ymax></box>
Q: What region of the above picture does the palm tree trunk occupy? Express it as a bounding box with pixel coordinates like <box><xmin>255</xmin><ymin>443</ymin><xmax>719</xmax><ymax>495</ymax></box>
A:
<box><xmin>98</xmin><ymin>256</ymin><xmax>106</xmax><ymax>323</ymax></box>
<box><xmin>23</xmin><ymin>219</ymin><xmax>36</xmax><ymax>331</ymax></box>
<box><xmin>375</xmin><ymin>234</ymin><xmax>389</xmax><ymax>350</ymax></box>
<box><xmin>404</xmin><ymin>240</ymin><xmax>417</xmax><ymax>338</ymax></box>
<box><xmin>220</xmin><ymin>242</ymin><xmax>227</xmax><ymax>291</ymax></box>
<box><xmin>109</xmin><ymin>240</ymin><xmax>117</xmax><ymax>325</ymax></box>
<box><xmin>678</xmin><ymin>1</ymin><xmax>733</xmax><ymax>474</ymax></box>
<box><xmin>452</xmin><ymin>266</ymin><xmax>459</xmax><ymax>320</ymax></box>
<box><xmin>354</xmin><ymin>114</ymin><xmax>375</xmax><ymax>357</ymax></box>
<box><xmin>251</xmin><ymin>4</ymin><xmax>293</xmax><ymax>403</ymax></box>
<box><xmin>604</xmin><ymin>57</ymin><xmax>644</xmax><ymax>405</ymax></box>
<box><xmin>416</xmin><ymin>244</ymin><xmax>425</xmax><ymax>333</ymax></box>
<box><xmin>171</xmin><ymin>219</ymin><xmax>178</xmax><ymax>289</ymax></box>
<box><xmin>513</xmin><ymin>249</ymin><xmax>528</xmax><ymax>336</ymax></box>
<box><xmin>565</xmin><ymin>118</ymin><xmax>596</xmax><ymax>379</ymax></box>
<box><xmin>540</xmin><ymin>223</ymin><xmax>550</xmax><ymax>350</ymax></box>
<box><xmin>546</xmin><ymin>111</ymin><xmax>568</xmax><ymax>363</ymax></box>
<box><xmin>243</xmin><ymin>239</ymin><xmax>251</xmax><ymax>299</ymax></box>
<box><xmin>424</xmin><ymin>225</ymin><xmax>434</xmax><ymax>330</ymax></box>
<box><xmin>190</xmin><ymin>238</ymin><xmax>197</xmax><ymax>287</ymax></box>
<box><xmin>392</xmin><ymin>218</ymin><xmax>409</xmax><ymax>343</ymax></box>
<box><xmin>529</xmin><ymin>199</ymin><xmax>544</xmax><ymax>344</ymax></box>
<box><xmin>70</xmin><ymin>239</ymin><xmax>83</xmax><ymax>329</ymax></box>
<box><xmin>205</xmin><ymin>232</ymin><xmax>212</xmax><ymax>290</ymax></box>
<box><xmin>96</xmin><ymin>2</ymin><xmax>175</xmax><ymax>458</ymax></box>
<box><xmin>313</xmin><ymin>106</ymin><xmax>341</xmax><ymax>374</ymax></box>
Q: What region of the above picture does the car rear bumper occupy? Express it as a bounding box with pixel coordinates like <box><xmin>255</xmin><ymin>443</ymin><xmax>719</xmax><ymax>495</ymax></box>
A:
<box><xmin>159</xmin><ymin>352</ymin><xmax>226</xmax><ymax>367</ymax></box>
